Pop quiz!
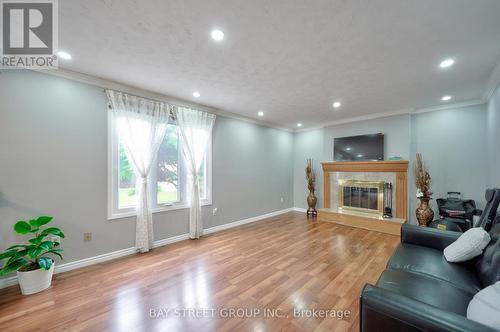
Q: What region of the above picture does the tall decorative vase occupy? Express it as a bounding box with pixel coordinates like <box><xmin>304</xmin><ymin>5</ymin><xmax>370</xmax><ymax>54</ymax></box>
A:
<box><xmin>305</xmin><ymin>158</ymin><xmax>317</xmax><ymax>216</ymax></box>
<box><xmin>307</xmin><ymin>191</ymin><xmax>317</xmax><ymax>216</ymax></box>
<box><xmin>416</xmin><ymin>198</ymin><xmax>434</xmax><ymax>226</ymax></box>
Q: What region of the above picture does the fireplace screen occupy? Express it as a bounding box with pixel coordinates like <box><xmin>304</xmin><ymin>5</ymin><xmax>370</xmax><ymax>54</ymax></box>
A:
<box><xmin>338</xmin><ymin>180</ymin><xmax>385</xmax><ymax>217</ymax></box>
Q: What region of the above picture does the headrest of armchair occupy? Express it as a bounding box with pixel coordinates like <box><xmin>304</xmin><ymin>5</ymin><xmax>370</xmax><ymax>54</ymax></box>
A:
<box><xmin>491</xmin><ymin>215</ymin><xmax>500</xmax><ymax>230</ymax></box>
<box><xmin>485</xmin><ymin>188</ymin><xmax>500</xmax><ymax>202</ymax></box>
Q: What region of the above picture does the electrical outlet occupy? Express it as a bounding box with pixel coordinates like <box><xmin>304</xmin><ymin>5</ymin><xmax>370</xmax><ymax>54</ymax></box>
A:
<box><xmin>83</xmin><ymin>232</ymin><xmax>92</xmax><ymax>242</ymax></box>
<box><xmin>213</xmin><ymin>208</ymin><xmax>218</xmax><ymax>216</ymax></box>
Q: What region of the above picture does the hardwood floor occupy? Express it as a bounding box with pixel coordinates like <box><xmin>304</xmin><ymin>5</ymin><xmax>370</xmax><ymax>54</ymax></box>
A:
<box><xmin>0</xmin><ymin>212</ymin><xmax>399</xmax><ymax>332</ymax></box>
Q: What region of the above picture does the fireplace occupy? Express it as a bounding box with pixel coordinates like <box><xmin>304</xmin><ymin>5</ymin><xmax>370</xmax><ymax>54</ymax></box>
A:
<box><xmin>319</xmin><ymin>161</ymin><xmax>408</xmax><ymax>236</ymax></box>
<box><xmin>338</xmin><ymin>179</ymin><xmax>384</xmax><ymax>218</ymax></box>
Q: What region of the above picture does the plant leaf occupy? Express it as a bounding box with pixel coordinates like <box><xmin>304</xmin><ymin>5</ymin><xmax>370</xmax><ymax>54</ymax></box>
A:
<box><xmin>0</xmin><ymin>257</ymin><xmax>28</xmax><ymax>275</ymax></box>
<box><xmin>14</xmin><ymin>221</ymin><xmax>31</xmax><ymax>234</ymax></box>
<box><xmin>16</xmin><ymin>249</ymin><xmax>29</xmax><ymax>257</ymax></box>
<box><xmin>37</xmin><ymin>257</ymin><xmax>53</xmax><ymax>270</ymax></box>
<box><xmin>0</xmin><ymin>268</ymin><xmax>14</xmax><ymax>277</ymax></box>
<box><xmin>45</xmin><ymin>249</ymin><xmax>63</xmax><ymax>260</ymax></box>
<box><xmin>6</xmin><ymin>255</ymin><xmax>23</xmax><ymax>266</ymax></box>
<box><xmin>6</xmin><ymin>244</ymin><xmax>30</xmax><ymax>250</ymax></box>
<box><xmin>40</xmin><ymin>227</ymin><xmax>65</xmax><ymax>238</ymax></box>
<box><xmin>4</xmin><ymin>256</ymin><xmax>28</xmax><ymax>270</ymax></box>
<box><xmin>29</xmin><ymin>216</ymin><xmax>53</xmax><ymax>228</ymax></box>
<box><xmin>40</xmin><ymin>241</ymin><xmax>54</xmax><ymax>251</ymax></box>
<box><xmin>28</xmin><ymin>234</ymin><xmax>47</xmax><ymax>245</ymax></box>
<box><xmin>28</xmin><ymin>237</ymin><xmax>42</xmax><ymax>245</ymax></box>
<box><xmin>28</xmin><ymin>247</ymin><xmax>45</xmax><ymax>260</ymax></box>
<box><xmin>0</xmin><ymin>250</ymin><xmax>20</xmax><ymax>260</ymax></box>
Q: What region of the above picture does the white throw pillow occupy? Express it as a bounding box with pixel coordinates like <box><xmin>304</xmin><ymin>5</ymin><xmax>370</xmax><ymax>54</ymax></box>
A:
<box><xmin>443</xmin><ymin>227</ymin><xmax>490</xmax><ymax>262</ymax></box>
<box><xmin>467</xmin><ymin>282</ymin><xmax>500</xmax><ymax>330</ymax></box>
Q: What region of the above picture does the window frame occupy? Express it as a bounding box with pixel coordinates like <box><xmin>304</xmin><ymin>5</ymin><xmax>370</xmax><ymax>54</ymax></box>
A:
<box><xmin>107</xmin><ymin>113</ymin><xmax>212</xmax><ymax>220</ymax></box>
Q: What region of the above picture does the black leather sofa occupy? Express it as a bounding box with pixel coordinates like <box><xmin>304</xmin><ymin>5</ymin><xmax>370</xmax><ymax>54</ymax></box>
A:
<box><xmin>360</xmin><ymin>221</ymin><xmax>500</xmax><ymax>332</ymax></box>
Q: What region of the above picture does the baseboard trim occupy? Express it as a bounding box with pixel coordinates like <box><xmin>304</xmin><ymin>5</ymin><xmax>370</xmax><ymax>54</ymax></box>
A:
<box><xmin>55</xmin><ymin>247</ymin><xmax>138</xmax><ymax>274</ymax></box>
<box><xmin>0</xmin><ymin>207</ymin><xmax>294</xmax><ymax>289</ymax></box>
<box><xmin>292</xmin><ymin>207</ymin><xmax>307</xmax><ymax>213</ymax></box>
<box><xmin>204</xmin><ymin>208</ymin><xmax>293</xmax><ymax>235</ymax></box>
<box><xmin>0</xmin><ymin>276</ymin><xmax>18</xmax><ymax>289</ymax></box>
<box><xmin>153</xmin><ymin>233</ymin><xmax>190</xmax><ymax>248</ymax></box>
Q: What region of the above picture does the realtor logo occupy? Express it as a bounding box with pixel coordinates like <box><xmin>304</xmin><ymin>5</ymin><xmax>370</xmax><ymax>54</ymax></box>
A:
<box><xmin>1</xmin><ymin>0</ymin><xmax>58</xmax><ymax>68</ymax></box>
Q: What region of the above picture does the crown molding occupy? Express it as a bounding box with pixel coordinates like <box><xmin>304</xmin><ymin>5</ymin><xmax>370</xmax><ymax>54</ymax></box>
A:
<box><xmin>30</xmin><ymin>68</ymin><xmax>292</xmax><ymax>133</ymax></box>
<box><xmin>294</xmin><ymin>98</ymin><xmax>486</xmax><ymax>133</ymax></box>
<box><xmin>294</xmin><ymin>108</ymin><xmax>414</xmax><ymax>133</ymax></box>
<box><xmin>483</xmin><ymin>57</ymin><xmax>500</xmax><ymax>102</ymax></box>
<box><xmin>412</xmin><ymin>99</ymin><xmax>485</xmax><ymax>114</ymax></box>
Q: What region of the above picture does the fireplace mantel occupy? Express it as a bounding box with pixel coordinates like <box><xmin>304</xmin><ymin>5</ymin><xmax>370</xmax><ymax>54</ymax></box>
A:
<box><xmin>321</xmin><ymin>160</ymin><xmax>409</xmax><ymax>173</ymax></box>
<box><xmin>321</xmin><ymin>160</ymin><xmax>409</xmax><ymax>220</ymax></box>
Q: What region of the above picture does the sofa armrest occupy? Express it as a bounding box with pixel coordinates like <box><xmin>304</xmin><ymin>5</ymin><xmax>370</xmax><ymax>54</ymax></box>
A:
<box><xmin>441</xmin><ymin>216</ymin><xmax>468</xmax><ymax>225</ymax></box>
<box><xmin>360</xmin><ymin>284</ymin><xmax>495</xmax><ymax>332</ymax></box>
<box><xmin>401</xmin><ymin>224</ymin><xmax>461</xmax><ymax>251</ymax></box>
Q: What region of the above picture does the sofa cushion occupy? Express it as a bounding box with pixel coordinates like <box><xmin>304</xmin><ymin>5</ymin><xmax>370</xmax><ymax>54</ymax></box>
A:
<box><xmin>444</xmin><ymin>227</ymin><xmax>490</xmax><ymax>262</ymax></box>
<box><xmin>467</xmin><ymin>281</ymin><xmax>500</xmax><ymax>330</ymax></box>
<box><xmin>376</xmin><ymin>269</ymin><xmax>475</xmax><ymax>315</ymax></box>
<box><xmin>387</xmin><ymin>243</ymin><xmax>481</xmax><ymax>294</ymax></box>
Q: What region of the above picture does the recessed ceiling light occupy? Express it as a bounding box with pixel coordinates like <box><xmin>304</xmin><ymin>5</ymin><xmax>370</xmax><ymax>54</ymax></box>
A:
<box><xmin>333</xmin><ymin>102</ymin><xmax>341</xmax><ymax>108</ymax></box>
<box><xmin>346</xmin><ymin>147</ymin><xmax>352</xmax><ymax>151</ymax></box>
<box><xmin>441</xmin><ymin>95</ymin><xmax>452</xmax><ymax>101</ymax></box>
<box><xmin>192</xmin><ymin>91</ymin><xmax>201</xmax><ymax>98</ymax></box>
<box><xmin>57</xmin><ymin>51</ymin><xmax>71</xmax><ymax>60</ymax></box>
<box><xmin>357</xmin><ymin>154</ymin><xmax>364</xmax><ymax>158</ymax></box>
<box><xmin>297</xmin><ymin>123</ymin><xmax>303</xmax><ymax>127</ymax></box>
<box><xmin>439</xmin><ymin>58</ymin><xmax>455</xmax><ymax>68</ymax></box>
<box><xmin>257</xmin><ymin>111</ymin><xmax>264</xmax><ymax>117</ymax></box>
<box><xmin>210</xmin><ymin>29</ymin><xmax>224</xmax><ymax>41</ymax></box>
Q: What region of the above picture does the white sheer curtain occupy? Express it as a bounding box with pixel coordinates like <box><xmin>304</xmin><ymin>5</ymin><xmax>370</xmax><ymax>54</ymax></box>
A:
<box><xmin>175</xmin><ymin>107</ymin><xmax>216</xmax><ymax>239</ymax></box>
<box><xmin>107</xmin><ymin>90</ymin><xmax>170</xmax><ymax>252</ymax></box>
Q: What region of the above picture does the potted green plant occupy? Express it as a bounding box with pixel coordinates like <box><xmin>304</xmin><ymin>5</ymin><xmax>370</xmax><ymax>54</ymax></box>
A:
<box><xmin>0</xmin><ymin>216</ymin><xmax>64</xmax><ymax>295</ymax></box>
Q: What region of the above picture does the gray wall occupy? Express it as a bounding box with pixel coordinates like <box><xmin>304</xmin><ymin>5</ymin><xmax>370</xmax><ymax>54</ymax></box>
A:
<box><xmin>410</xmin><ymin>105</ymin><xmax>488</xmax><ymax>219</ymax></box>
<box><xmin>487</xmin><ymin>85</ymin><xmax>500</xmax><ymax>187</ymax></box>
<box><xmin>293</xmin><ymin>129</ymin><xmax>325</xmax><ymax>210</ymax></box>
<box><xmin>0</xmin><ymin>70</ymin><xmax>293</xmax><ymax>266</ymax></box>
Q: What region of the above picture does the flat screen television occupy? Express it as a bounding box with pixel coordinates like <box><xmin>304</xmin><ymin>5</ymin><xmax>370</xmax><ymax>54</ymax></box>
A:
<box><xmin>334</xmin><ymin>133</ymin><xmax>384</xmax><ymax>161</ymax></box>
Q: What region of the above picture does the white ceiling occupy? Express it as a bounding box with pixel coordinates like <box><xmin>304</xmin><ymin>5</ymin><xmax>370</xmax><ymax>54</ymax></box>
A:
<box><xmin>59</xmin><ymin>0</ymin><xmax>500</xmax><ymax>129</ymax></box>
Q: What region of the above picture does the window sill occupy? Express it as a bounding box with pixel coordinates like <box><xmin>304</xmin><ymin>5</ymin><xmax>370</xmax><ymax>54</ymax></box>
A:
<box><xmin>108</xmin><ymin>200</ymin><xmax>212</xmax><ymax>221</ymax></box>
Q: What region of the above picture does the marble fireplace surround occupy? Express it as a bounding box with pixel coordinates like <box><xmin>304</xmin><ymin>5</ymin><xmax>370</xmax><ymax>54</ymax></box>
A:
<box><xmin>321</xmin><ymin>161</ymin><xmax>409</xmax><ymax>220</ymax></box>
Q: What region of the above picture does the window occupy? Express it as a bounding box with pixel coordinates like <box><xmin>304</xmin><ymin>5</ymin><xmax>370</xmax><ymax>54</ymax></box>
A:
<box><xmin>118</xmin><ymin>143</ymin><xmax>137</xmax><ymax>208</ymax></box>
<box><xmin>155</xmin><ymin>124</ymin><xmax>180</xmax><ymax>205</ymax></box>
<box><xmin>108</xmin><ymin>115</ymin><xmax>211</xmax><ymax>219</ymax></box>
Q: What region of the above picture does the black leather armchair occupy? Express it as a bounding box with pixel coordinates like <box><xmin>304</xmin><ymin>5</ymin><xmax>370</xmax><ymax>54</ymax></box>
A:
<box><xmin>429</xmin><ymin>188</ymin><xmax>500</xmax><ymax>232</ymax></box>
<box><xmin>360</xmin><ymin>221</ymin><xmax>500</xmax><ymax>332</ymax></box>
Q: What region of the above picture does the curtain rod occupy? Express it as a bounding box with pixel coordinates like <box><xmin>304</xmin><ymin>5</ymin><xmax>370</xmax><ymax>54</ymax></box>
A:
<box><xmin>103</xmin><ymin>88</ymin><xmax>196</xmax><ymax>111</ymax></box>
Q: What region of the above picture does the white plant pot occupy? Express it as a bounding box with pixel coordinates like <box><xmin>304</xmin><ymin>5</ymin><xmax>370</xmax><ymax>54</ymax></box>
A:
<box><xmin>17</xmin><ymin>261</ymin><xmax>54</xmax><ymax>295</ymax></box>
